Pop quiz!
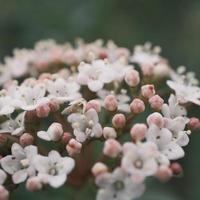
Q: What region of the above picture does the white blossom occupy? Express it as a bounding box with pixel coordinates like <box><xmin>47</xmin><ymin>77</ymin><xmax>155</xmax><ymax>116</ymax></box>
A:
<box><xmin>162</xmin><ymin>94</ymin><xmax>187</xmax><ymax>119</ymax></box>
<box><xmin>12</xmin><ymin>83</ymin><xmax>48</xmax><ymax>111</ymax></box>
<box><xmin>37</xmin><ymin>122</ymin><xmax>63</xmax><ymax>141</ymax></box>
<box><xmin>0</xmin><ymin>95</ymin><xmax>16</xmax><ymax>116</ymax></box>
<box><xmin>77</xmin><ymin>60</ymin><xmax>116</xmax><ymax>92</ymax></box>
<box><xmin>122</xmin><ymin>142</ymin><xmax>158</xmax><ymax>179</ymax></box>
<box><xmin>96</xmin><ymin>168</ymin><xmax>145</xmax><ymax>200</ymax></box>
<box><xmin>0</xmin><ymin>143</ymin><xmax>38</xmax><ymax>184</ymax></box>
<box><xmin>46</xmin><ymin>77</ymin><xmax>81</xmax><ymax>103</ymax></box>
<box><xmin>33</xmin><ymin>150</ymin><xmax>75</xmax><ymax>188</ymax></box>
<box><xmin>68</xmin><ymin>108</ymin><xmax>102</xmax><ymax>142</ymax></box>
<box><xmin>146</xmin><ymin>125</ymin><xmax>185</xmax><ymax>162</ymax></box>
<box><xmin>167</xmin><ymin>80</ymin><xmax>200</xmax><ymax>105</ymax></box>
<box><xmin>0</xmin><ymin>112</ymin><xmax>25</xmax><ymax>136</ymax></box>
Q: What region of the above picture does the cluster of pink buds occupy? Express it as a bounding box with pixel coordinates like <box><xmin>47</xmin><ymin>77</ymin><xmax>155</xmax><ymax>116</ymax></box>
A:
<box><xmin>0</xmin><ymin>39</ymin><xmax>199</xmax><ymax>200</ymax></box>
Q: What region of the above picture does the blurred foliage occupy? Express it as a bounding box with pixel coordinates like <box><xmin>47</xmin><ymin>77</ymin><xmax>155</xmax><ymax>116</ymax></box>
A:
<box><xmin>0</xmin><ymin>0</ymin><xmax>200</xmax><ymax>199</ymax></box>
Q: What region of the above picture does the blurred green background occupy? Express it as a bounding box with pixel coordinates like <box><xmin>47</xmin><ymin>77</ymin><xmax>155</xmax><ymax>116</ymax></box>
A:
<box><xmin>0</xmin><ymin>0</ymin><xmax>200</xmax><ymax>199</ymax></box>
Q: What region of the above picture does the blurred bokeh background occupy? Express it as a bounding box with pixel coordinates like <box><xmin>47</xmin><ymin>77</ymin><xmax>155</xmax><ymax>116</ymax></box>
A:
<box><xmin>0</xmin><ymin>0</ymin><xmax>200</xmax><ymax>199</ymax></box>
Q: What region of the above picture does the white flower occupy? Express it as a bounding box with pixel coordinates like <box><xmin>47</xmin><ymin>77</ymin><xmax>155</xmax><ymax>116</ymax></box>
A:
<box><xmin>0</xmin><ymin>169</ymin><xmax>7</xmax><ymax>185</ymax></box>
<box><xmin>97</xmin><ymin>89</ymin><xmax>131</xmax><ymax>113</ymax></box>
<box><xmin>130</xmin><ymin>43</ymin><xmax>161</xmax><ymax>66</ymax></box>
<box><xmin>121</xmin><ymin>142</ymin><xmax>158</xmax><ymax>179</ymax></box>
<box><xmin>0</xmin><ymin>95</ymin><xmax>16</xmax><ymax>116</ymax></box>
<box><xmin>146</xmin><ymin>125</ymin><xmax>185</xmax><ymax>162</ymax></box>
<box><xmin>77</xmin><ymin>60</ymin><xmax>115</xmax><ymax>92</ymax></box>
<box><xmin>68</xmin><ymin>108</ymin><xmax>102</xmax><ymax>142</ymax></box>
<box><xmin>4</xmin><ymin>49</ymin><xmax>34</xmax><ymax>78</ymax></box>
<box><xmin>33</xmin><ymin>151</ymin><xmax>75</xmax><ymax>188</ymax></box>
<box><xmin>164</xmin><ymin>116</ymin><xmax>189</xmax><ymax>147</ymax></box>
<box><xmin>46</xmin><ymin>77</ymin><xmax>81</xmax><ymax>103</ymax></box>
<box><xmin>37</xmin><ymin>122</ymin><xmax>63</xmax><ymax>141</ymax></box>
<box><xmin>12</xmin><ymin>83</ymin><xmax>48</xmax><ymax>111</ymax></box>
<box><xmin>0</xmin><ymin>112</ymin><xmax>25</xmax><ymax>136</ymax></box>
<box><xmin>167</xmin><ymin>80</ymin><xmax>200</xmax><ymax>105</ymax></box>
<box><xmin>0</xmin><ymin>143</ymin><xmax>38</xmax><ymax>184</ymax></box>
<box><xmin>96</xmin><ymin>168</ymin><xmax>145</xmax><ymax>200</ymax></box>
<box><xmin>162</xmin><ymin>94</ymin><xmax>187</xmax><ymax>119</ymax></box>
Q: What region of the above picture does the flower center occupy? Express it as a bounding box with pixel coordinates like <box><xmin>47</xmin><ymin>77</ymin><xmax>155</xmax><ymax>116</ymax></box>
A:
<box><xmin>49</xmin><ymin>167</ymin><xmax>57</xmax><ymax>175</ymax></box>
<box><xmin>113</xmin><ymin>180</ymin><xmax>125</xmax><ymax>191</ymax></box>
<box><xmin>134</xmin><ymin>159</ymin><xmax>143</xmax><ymax>169</ymax></box>
<box><xmin>20</xmin><ymin>158</ymin><xmax>30</xmax><ymax>168</ymax></box>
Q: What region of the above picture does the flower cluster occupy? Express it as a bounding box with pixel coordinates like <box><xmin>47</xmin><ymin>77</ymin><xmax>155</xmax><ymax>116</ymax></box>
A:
<box><xmin>0</xmin><ymin>39</ymin><xmax>199</xmax><ymax>200</ymax></box>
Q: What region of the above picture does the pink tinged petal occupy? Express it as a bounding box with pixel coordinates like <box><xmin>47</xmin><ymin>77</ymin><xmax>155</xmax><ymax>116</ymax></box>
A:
<box><xmin>92</xmin><ymin>123</ymin><xmax>102</xmax><ymax>138</ymax></box>
<box><xmin>86</xmin><ymin>108</ymin><xmax>99</xmax><ymax>123</ymax></box>
<box><xmin>48</xmin><ymin>151</ymin><xmax>61</xmax><ymax>164</ymax></box>
<box><xmin>162</xmin><ymin>142</ymin><xmax>185</xmax><ymax>160</ymax></box>
<box><xmin>0</xmin><ymin>106</ymin><xmax>15</xmax><ymax>115</ymax></box>
<box><xmin>158</xmin><ymin>128</ymin><xmax>173</xmax><ymax>147</ymax></box>
<box><xmin>24</xmin><ymin>145</ymin><xmax>38</xmax><ymax>160</ymax></box>
<box><xmin>33</xmin><ymin>155</ymin><xmax>49</xmax><ymax>173</ymax></box>
<box><xmin>77</xmin><ymin>74</ymin><xmax>89</xmax><ymax>85</ymax></box>
<box><xmin>0</xmin><ymin>169</ymin><xmax>7</xmax><ymax>185</ymax></box>
<box><xmin>122</xmin><ymin>142</ymin><xmax>137</xmax><ymax>154</ymax></box>
<box><xmin>176</xmin><ymin>132</ymin><xmax>189</xmax><ymax>147</ymax></box>
<box><xmin>12</xmin><ymin>127</ymin><xmax>24</xmax><ymax>136</ymax></box>
<box><xmin>88</xmin><ymin>80</ymin><xmax>103</xmax><ymax>92</ymax></box>
<box><xmin>48</xmin><ymin>175</ymin><xmax>67</xmax><ymax>188</ymax></box>
<box><xmin>12</xmin><ymin>169</ymin><xmax>28</xmax><ymax>184</ymax></box>
<box><xmin>143</xmin><ymin>159</ymin><xmax>158</xmax><ymax>176</ymax></box>
<box><xmin>11</xmin><ymin>143</ymin><xmax>25</xmax><ymax>159</ymax></box>
<box><xmin>157</xmin><ymin>153</ymin><xmax>170</xmax><ymax>165</ymax></box>
<box><xmin>33</xmin><ymin>84</ymin><xmax>46</xmax><ymax>99</ymax></box>
<box><xmin>0</xmin><ymin>156</ymin><xmax>21</xmax><ymax>174</ymax></box>
<box><xmin>58</xmin><ymin>157</ymin><xmax>75</xmax><ymax>174</ymax></box>
<box><xmin>161</xmin><ymin>104</ymin><xmax>170</xmax><ymax>118</ymax></box>
<box><xmin>74</xmin><ymin>130</ymin><xmax>87</xmax><ymax>142</ymax></box>
<box><xmin>37</xmin><ymin>131</ymin><xmax>51</xmax><ymax>141</ymax></box>
<box><xmin>95</xmin><ymin>173</ymin><xmax>113</xmax><ymax>187</ymax></box>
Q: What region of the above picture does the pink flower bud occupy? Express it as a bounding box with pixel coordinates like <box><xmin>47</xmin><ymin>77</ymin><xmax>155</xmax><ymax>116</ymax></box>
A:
<box><xmin>149</xmin><ymin>95</ymin><xmax>164</xmax><ymax>110</ymax></box>
<box><xmin>86</xmin><ymin>100</ymin><xmax>101</xmax><ymax>112</ymax></box>
<box><xmin>0</xmin><ymin>134</ymin><xmax>7</xmax><ymax>144</ymax></box>
<box><xmin>48</xmin><ymin>100</ymin><xmax>60</xmax><ymax>112</ymax></box>
<box><xmin>112</xmin><ymin>114</ymin><xmax>126</xmax><ymax>129</ymax></box>
<box><xmin>61</xmin><ymin>132</ymin><xmax>72</xmax><ymax>144</ymax></box>
<box><xmin>130</xmin><ymin>98</ymin><xmax>145</xmax><ymax>114</ymax></box>
<box><xmin>48</xmin><ymin>122</ymin><xmax>63</xmax><ymax>141</ymax></box>
<box><xmin>66</xmin><ymin>138</ymin><xmax>82</xmax><ymax>156</ymax></box>
<box><xmin>26</xmin><ymin>177</ymin><xmax>42</xmax><ymax>191</ymax></box>
<box><xmin>141</xmin><ymin>84</ymin><xmax>155</xmax><ymax>99</ymax></box>
<box><xmin>36</xmin><ymin>103</ymin><xmax>50</xmax><ymax>118</ymax></box>
<box><xmin>155</xmin><ymin>165</ymin><xmax>172</xmax><ymax>182</ymax></box>
<box><xmin>103</xmin><ymin>139</ymin><xmax>122</xmax><ymax>158</ymax></box>
<box><xmin>91</xmin><ymin>162</ymin><xmax>108</xmax><ymax>177</ymax></box>
<box><xmin>20</xmin><ymin>133</ymin><xmax>34</xmax><ymax>147</ymax></box>
<box><xmin>130</xmin><ymin>123</ymin><xmax>147</xmax><ymax>141</ymax></box>
<box><xmin>0</xmin><ymin>186</ymin><xmax>9</xmax><ymax>200</ymax></box>
<box><xmin>124</xmin><ymin>69</ymin><xmax>140</xmax><ymax>87</ymax></box>
<box><xmin>170</xmin><ymin>162</ymin><xmax>183</xmax><ymax>176</ymax></box>
<box><xmin>104</xmin><ymin>95</ymin><xmax>118</xmax><ymax>112</ymax></box>
<box><xmin>147</xmin><ymin>112</ymin><xmax>164</xmax><ymax>128</ymax></box>
<box><xmin>187</xmin><ymin>117</ymin><xmax>200</xmax><ymax>130</ymax></box>
<box><xmin>103</xmin><ymin>127</ymin><xmax>117</xmax><ymax>139</ymax></box>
